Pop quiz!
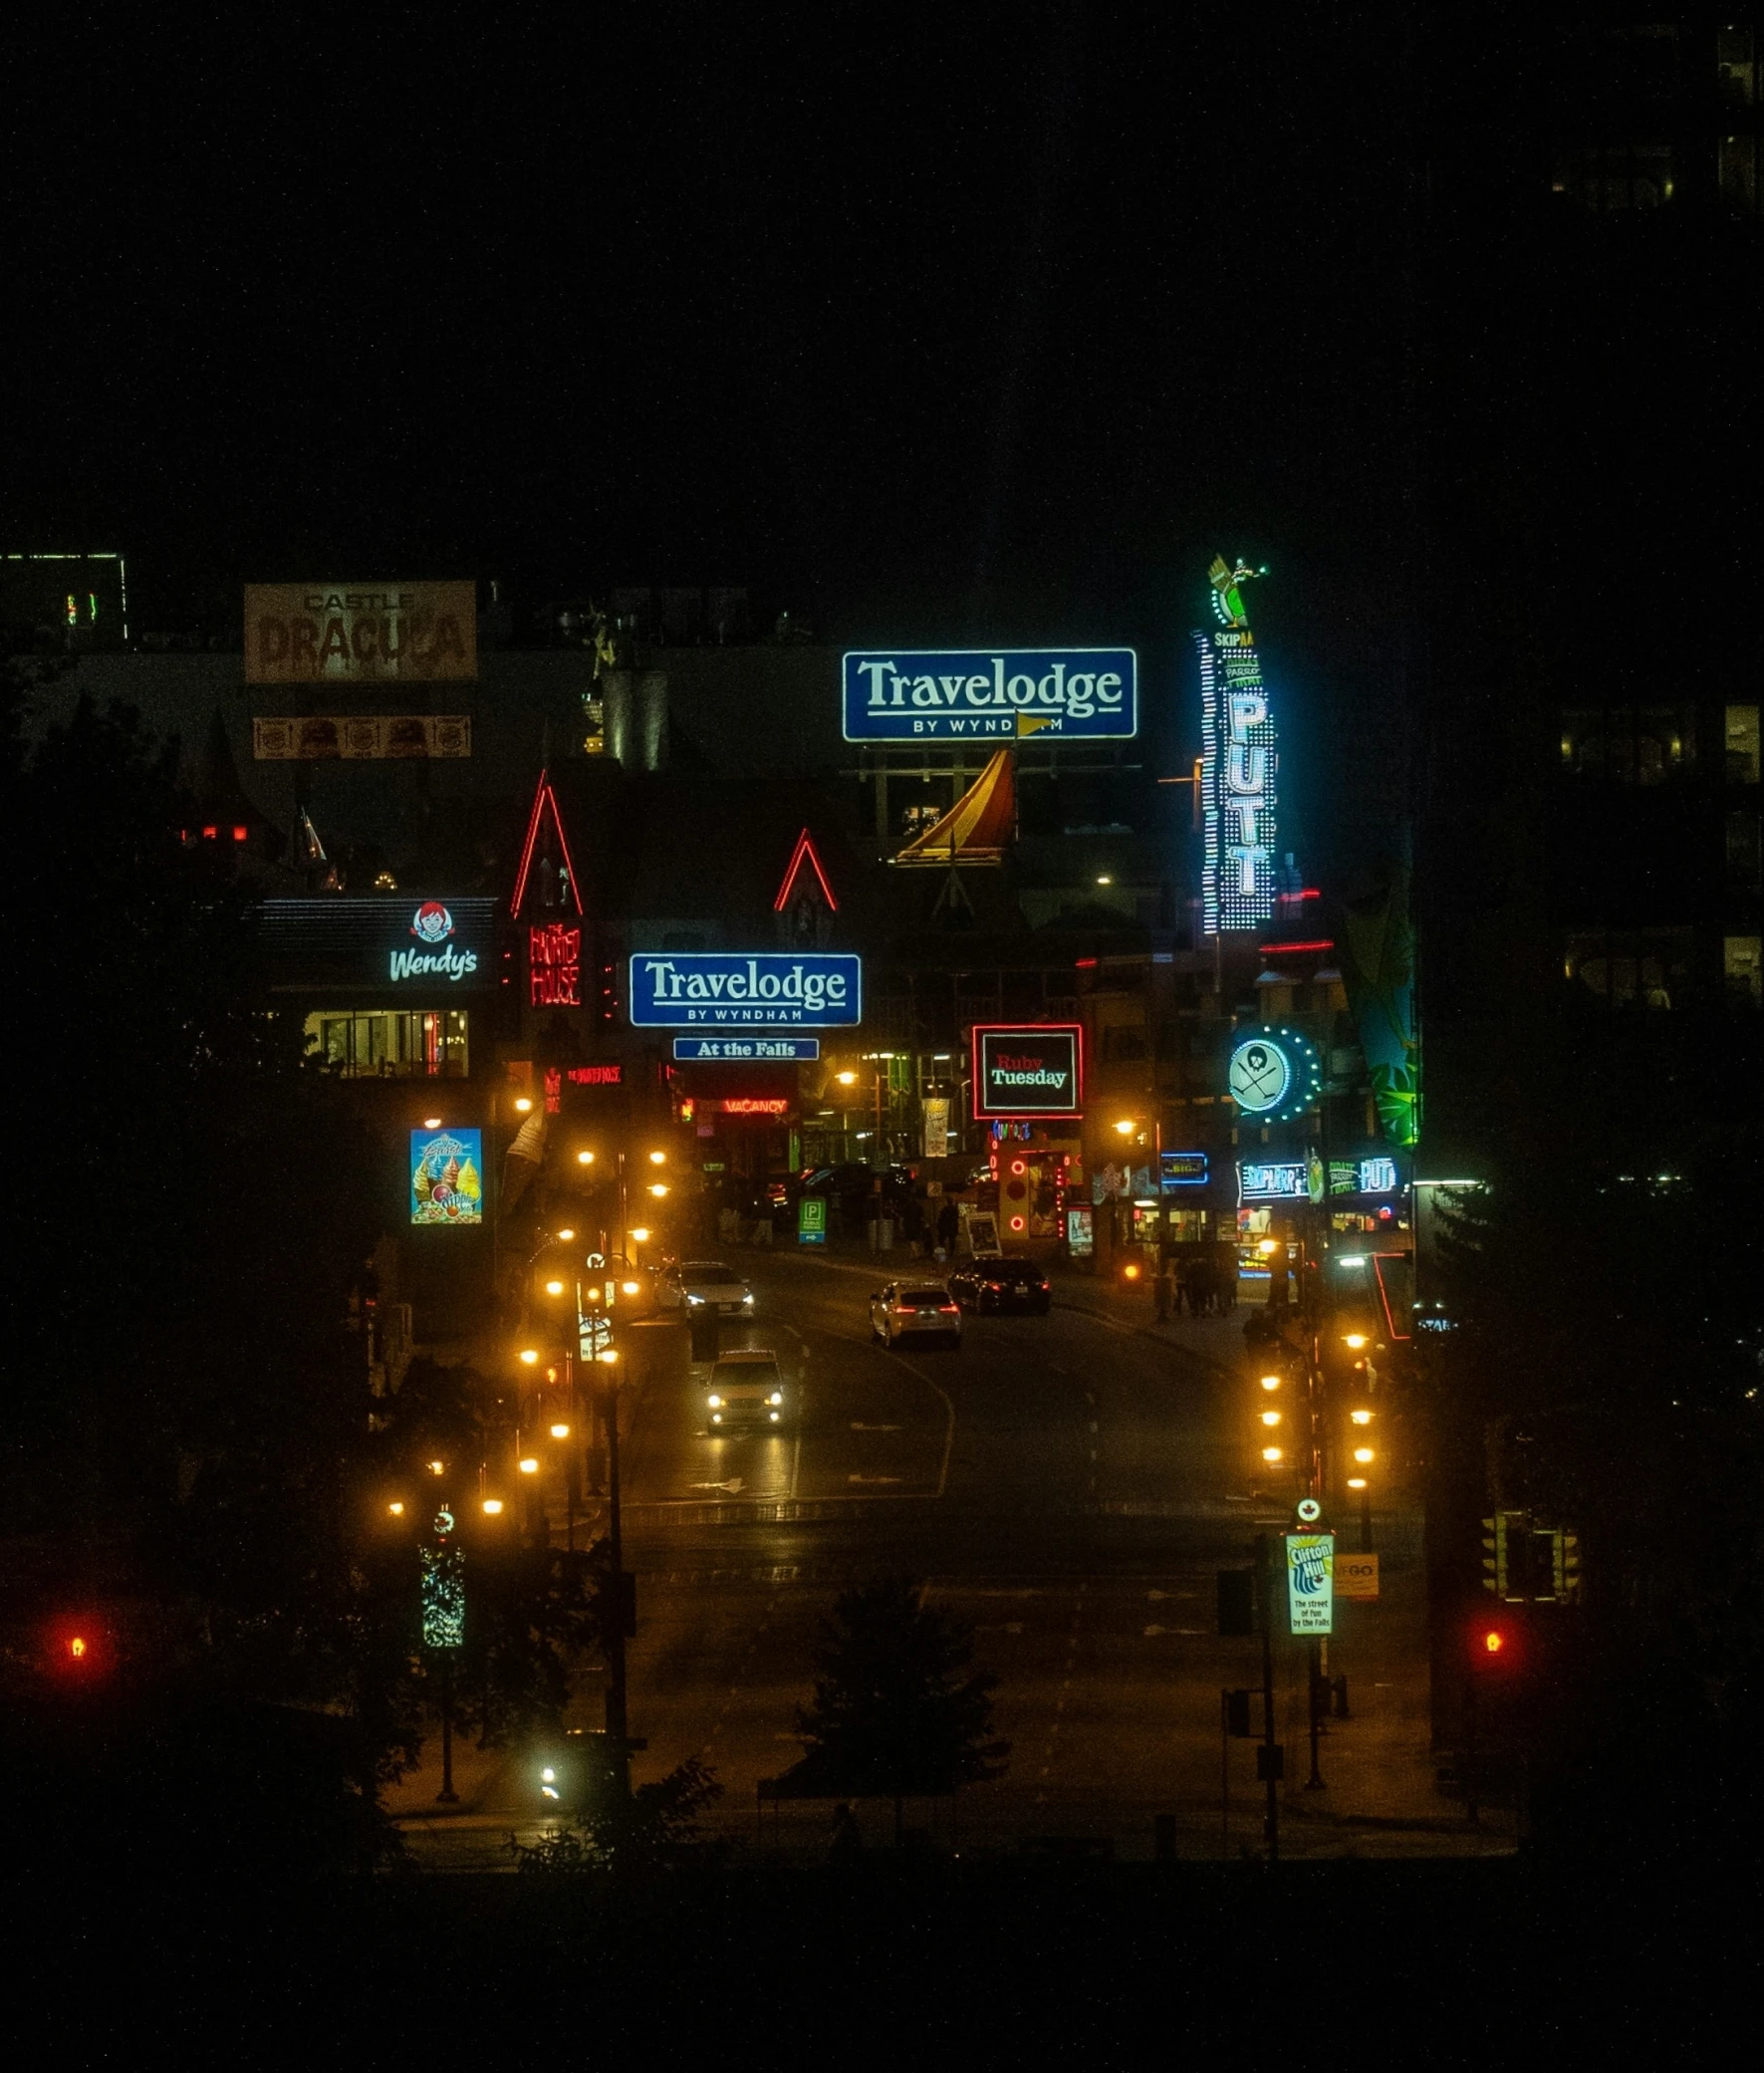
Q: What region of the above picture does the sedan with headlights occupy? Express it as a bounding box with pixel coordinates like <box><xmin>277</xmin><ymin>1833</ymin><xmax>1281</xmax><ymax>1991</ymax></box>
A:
<box><xmin>704</xmin><ymin>1349</ymin><xmax>791</xmax><ymax>1429</ymax></box>
<box><xmin>656</xmin><ymin>1259</ymin><xmax>755</xmax><ymax>1317</ymax></box>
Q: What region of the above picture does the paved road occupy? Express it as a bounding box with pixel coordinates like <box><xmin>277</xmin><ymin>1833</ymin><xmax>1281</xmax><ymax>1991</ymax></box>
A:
<box><xmin>392</xmin><ymin>1251</ymin><xmax>1501</xmax><ymax>1865</ymax></box>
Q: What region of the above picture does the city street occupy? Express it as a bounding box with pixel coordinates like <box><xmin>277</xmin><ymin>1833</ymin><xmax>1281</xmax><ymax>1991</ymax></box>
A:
<box><xmin>391</xmin><ymin>1250</ymin><xmax>1504</xmax><ymax>1866</ymax></box>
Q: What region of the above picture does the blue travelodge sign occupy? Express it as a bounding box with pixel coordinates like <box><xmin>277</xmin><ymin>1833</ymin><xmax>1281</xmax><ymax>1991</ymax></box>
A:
<box><xmin>629</xmin><ymin>953</ymin><xmax>862</xmax><ymax>1028</ymax></box>
<box><xmin>842</xmin><ymin>648</ymin><xmax>1137</xmax><ymax>742</ymax></box>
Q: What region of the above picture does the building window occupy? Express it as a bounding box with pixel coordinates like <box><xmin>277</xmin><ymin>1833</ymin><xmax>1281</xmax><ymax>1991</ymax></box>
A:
<box><xmin>1560</xmin><ymin>705</ymin><xmax>1694</xmax><ymax>781</ymax></box>
<box><xmin>1565</xmin><ymin>928</ymin><xmax>1693</xmax><ymax>1010</ymax></box>
<box><xmin>1718</xmin><ymin>25</ymin><xmax>1756</xmax><ymax>108</ymax></box>
<box><xmin>1552</xmin><ymin>142</ymin><xmax>1676</xmax><ymax>210</ymax></box>
<box><xmin>1726</xmin><ymin>936</ymin><xmax>1763</xmax><ymax>1009</ymax></box>
<box><xmin>1719</xmin><ymin>132</ymin><xmax>1760</xmax><ymax>211</ymax></box>
<box><xmin>1727</xmin><ymin>812</ymin><xmax>1763</xmax><ymax>890</ymax></box>
<box><xmin>304</xmin><ymin>1009</ymin><xmax>470</xmax><ymax>1077</ymax></box>
<box><xmin>1727</xmin><ymin>704</ymin><xmax>1761</xmax><ymax>783</ymax></box>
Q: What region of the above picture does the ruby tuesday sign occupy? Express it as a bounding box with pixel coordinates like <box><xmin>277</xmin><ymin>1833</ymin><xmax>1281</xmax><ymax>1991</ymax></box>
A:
<box><xmin>972</xmin><ymin>1025</ymin><xmax>1084</xmax><ymax>1119</ymax></box>
<box><xmin>628</xmin><ymin>953</ymin><xmax>862</xmax><ymax>1027</ymax></box>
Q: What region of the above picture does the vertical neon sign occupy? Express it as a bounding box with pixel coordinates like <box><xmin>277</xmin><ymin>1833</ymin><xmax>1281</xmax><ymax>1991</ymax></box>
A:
<box><xmin>1195</xmin><ymin>555</ymin><xmax>1277</xmax><ymax>934</ymax></box>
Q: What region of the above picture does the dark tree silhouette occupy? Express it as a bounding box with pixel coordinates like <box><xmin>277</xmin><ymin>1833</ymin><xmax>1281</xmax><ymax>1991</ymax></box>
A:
<box><xmin>790</xmin><ymin>1574</ymin><xmax>1008</xmax><ymax>1841</ymax></box>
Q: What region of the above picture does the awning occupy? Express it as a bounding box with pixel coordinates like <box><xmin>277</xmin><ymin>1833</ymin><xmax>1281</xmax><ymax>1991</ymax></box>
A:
<box><xmin>891</xmin><ymin>749</ymin><xmax>1015</xmax><ymax>867</ymax></box>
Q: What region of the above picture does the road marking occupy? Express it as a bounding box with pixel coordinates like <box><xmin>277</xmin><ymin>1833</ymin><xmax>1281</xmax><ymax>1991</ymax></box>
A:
<box><xmin>850</xmin><ymin>1422</ymin><xmax>902</xmax><ymax>1431</ymax></box>
<box><xmin>848</xmin><ymin>1473</ymin><xmax>901</xmax><ymax>1485</ymax></box>
<box><xmin>690</xmin><ymin>1477</ymin><xmax>745</xmax><ymax>1493</ymax></box>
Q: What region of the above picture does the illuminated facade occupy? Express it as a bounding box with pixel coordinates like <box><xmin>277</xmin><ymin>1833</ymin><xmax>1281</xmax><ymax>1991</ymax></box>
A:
<box><xmin>1195</xmin><ymin>555</ymin><xmax>1278</xmax><ymax>934</ymax></box>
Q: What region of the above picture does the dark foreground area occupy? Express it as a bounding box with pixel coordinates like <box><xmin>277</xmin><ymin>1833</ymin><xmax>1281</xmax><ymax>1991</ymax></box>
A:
<box><xmin>25</xmin><ymin>1854</ymin><xmax>1758</xmax><ymax>2061</ymax></box>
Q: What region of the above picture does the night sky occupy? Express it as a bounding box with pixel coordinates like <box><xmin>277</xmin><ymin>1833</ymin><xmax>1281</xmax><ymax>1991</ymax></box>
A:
<box><xmin>7</xmin><ymin>8</ymin><xmax>1413</xmax><ymax>864</ymax></box>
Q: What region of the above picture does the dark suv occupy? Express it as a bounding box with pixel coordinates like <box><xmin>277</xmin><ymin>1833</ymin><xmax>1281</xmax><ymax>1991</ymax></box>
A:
<box><xmin>948</xmin><ymin>1256</ymin><xmax>1052</xmax><ymax>1315</ymax></box>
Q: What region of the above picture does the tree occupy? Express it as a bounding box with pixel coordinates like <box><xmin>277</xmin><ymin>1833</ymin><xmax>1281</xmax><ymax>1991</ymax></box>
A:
<box><xmin>788</xmin><ymin>1575</ymin><xmax>1008</xmax><ymax>1841</ymax></box>
<box><xmin>505</xmin><ymin>1755</ymin><xmax>725</xmax><ymax>1878</ymax></box>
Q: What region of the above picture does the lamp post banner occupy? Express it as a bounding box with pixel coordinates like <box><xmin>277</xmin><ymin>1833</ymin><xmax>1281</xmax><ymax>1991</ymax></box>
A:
<box><xmin>843</xmin><ymin>648</ymin><xmax>1137</xmax><ymax>742</ymax></box>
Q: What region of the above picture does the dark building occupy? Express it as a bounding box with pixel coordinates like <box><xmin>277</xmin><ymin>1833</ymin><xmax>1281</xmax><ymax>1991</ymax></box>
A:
<box><xmin>1417</xmin><ymin>10</ymin><xmax>1763</xmax><ymax>1181</ymax></box>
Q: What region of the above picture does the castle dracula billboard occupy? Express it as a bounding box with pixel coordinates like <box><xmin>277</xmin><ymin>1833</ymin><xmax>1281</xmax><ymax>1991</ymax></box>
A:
<box><xmin>245</xmin><ymin>583</ymin><xmax>478</xmax><ymax>684</ymax></box>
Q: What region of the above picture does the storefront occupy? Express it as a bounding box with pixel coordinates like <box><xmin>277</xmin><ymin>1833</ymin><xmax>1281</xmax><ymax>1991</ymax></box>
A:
<box><xmin>260</xmin><ymin>897</ymin><xmax>500</xmax><ymax>1080</ymax></box>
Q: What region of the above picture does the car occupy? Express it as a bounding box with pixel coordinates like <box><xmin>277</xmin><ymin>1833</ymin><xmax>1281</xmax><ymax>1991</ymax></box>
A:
<box><xmin>704</xmin><ymin>1349</ymin><xmax>791</xmax><ymax>1429</ymax></box>
<box><xmin>869</xmin><ymin>1280</ymin><xmax>962</xmax><ymax>1349</ymax></box>
<box><xmin>656</xmin><ymin>1259</ymin><xmax>755</xmax><ymax>1317</ymax></box>
<box><xmin>949</xmin><ymin>1256</ymin><xmax>1052</xmax><ymax>1315</ymax></box>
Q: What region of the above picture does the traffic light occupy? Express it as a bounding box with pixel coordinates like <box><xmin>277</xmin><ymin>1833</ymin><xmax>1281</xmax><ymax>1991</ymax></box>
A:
<box><xmin>1480</xmin><ymin>1514</ymin><xmax>1507</xmax><ymax>1596</ymax></box>
<box><xmin>1468</xmin><ymin>1610</ymin><xmax>1526</xmax><ymax>1677</ymax></box>
<box><xmin>46</xmin><ymin>1614</ymin><xmax>112</xmax><ymax>1684</ymax></box>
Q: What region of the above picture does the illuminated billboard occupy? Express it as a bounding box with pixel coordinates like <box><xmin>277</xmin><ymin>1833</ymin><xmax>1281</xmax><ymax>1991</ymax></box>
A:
<box><xmin>245</xmin><ymin>583</ymin><xmax>477</xmax><ymax>684</ymax></box>
<box><xmin>972</xmin><ymin>1025</ymin><xmax>1083</xmax><ymax>1120</ymax></box>
<box><xmin>410</xmin><ymin>1129</ymin><xmax>483</xmax><ymax>1226</ymax></box>
<box><xmin>252</xmin><ymin>715</ymin><xmax>471</xmax><ymax>759</ymax></box>
<box><xmin>1194</xmin><ymin>557</ymin><xmax>1278</xmax><ymax>933</ymax></box>
<box><xmin>628</xmin><ymin>953</ymin><xmax>861</xmax><ymax>1028</ymax></box>
<box><xmin>843</xmin><ymin>648</ymin><xmax>1137</xmax><ymax>742</ymax></box>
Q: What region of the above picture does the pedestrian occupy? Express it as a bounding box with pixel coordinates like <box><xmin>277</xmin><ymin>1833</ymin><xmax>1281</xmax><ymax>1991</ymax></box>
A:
<box><xmin>829</xmin><ymin>1801</ymin><xmax>862</xmax><ymax>1863</ymax></box>
<box><xmin>936</xmin><ymin>1199</ymin><xmax>959</xmax><ymax>1256</ymax></box>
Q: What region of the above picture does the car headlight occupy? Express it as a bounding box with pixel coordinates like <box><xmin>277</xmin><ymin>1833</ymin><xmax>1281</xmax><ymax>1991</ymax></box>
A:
<box><xmin>707</xmin><ymin>1394</ymin><xmax>721</xmax><ymax>1408</ymax></box>
<box><xmin>687</xmin><ymin>1293</ymin><xmax>704</xmax><ymax>1306</ymax></box>
<box><xmin>742</xmin><ymin>1292</ymin><xmax>754</xmax><ymax>1305</ymax></box>
<box><xmin>711</xmin><ymin>1413</ymin><xmax>722</xmax><ymax>1425</ymax></box>
<box><xmin>769</xmin><ymin>1392</ymin><xmax>783</xmax><ymax>1405</ymax></box>
<box><xmin>770</xmin><ymin>1412</ymin><xmax>780</xmax><ymax>1422</ymax></box>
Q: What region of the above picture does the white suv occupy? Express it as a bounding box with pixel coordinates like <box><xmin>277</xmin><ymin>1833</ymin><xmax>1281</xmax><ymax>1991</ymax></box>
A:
<box><xmin>869</xmin><ymin>1281</ymin><xmax>962</xmax><ymax>1349</ymax></box>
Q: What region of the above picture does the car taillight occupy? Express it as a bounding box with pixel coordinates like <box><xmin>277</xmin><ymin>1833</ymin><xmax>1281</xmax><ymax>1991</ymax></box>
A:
<box><xmin>940</xmin><ymin>1304</ymin><xmax>959</xmax><ymax>1315</ymax></box>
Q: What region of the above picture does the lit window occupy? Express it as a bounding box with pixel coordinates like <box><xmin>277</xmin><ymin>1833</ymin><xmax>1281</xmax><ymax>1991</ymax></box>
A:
<box><xmin>1725</xmin><ymin>937</ymin><xmax>1763</xmax><ymax>1010</ymax></box>
<box><xmin>1727</xmin><ymin>705</ymin><xmax>1760</xmax><ymax>784</ymax></box>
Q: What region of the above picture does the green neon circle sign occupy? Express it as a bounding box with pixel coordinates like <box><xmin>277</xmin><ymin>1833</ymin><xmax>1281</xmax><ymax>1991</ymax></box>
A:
<box><xmin>1226</xmin><ymin>1027</ymin><xmax>1322</xmax><ymax>1123</ymax></box>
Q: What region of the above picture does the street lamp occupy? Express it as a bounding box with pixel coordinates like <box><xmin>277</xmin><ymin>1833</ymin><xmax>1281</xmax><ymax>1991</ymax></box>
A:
<box><xmin>578</xmin><ymin>1151</ymin><xmax>595</xmax><ymax>1166</ymax></box>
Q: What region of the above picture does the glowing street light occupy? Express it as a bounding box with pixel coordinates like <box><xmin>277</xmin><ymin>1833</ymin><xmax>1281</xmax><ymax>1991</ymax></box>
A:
<box><xmin>549</xmin><ymin>1423</ymin><xmax>571</xmax><ymax>1440</ymax></box>
<box><xmin>836</xmin><ymin>1071</ymin><xmax>857</xmax><ymax>1086</ymax></box>
<box><xmin>1261</xmin><ymin>1445</ymin><xmax>1284</xmax><ymax>1464</ymax></box>
<box><xmin>1260</xmin><ymin>1374</ymin><xmax>1281</xmax><ymax>1392</ymax></box>
<box><xmin>387</xmin><ymin>1501</ymin><xmax>405</xmax><ymax>1517</ymax></box>
<box><xmin>647</xmin><ymin>1182</ymin><xmax>669</xmax><ymax>1198</ymax></box>
<box><xmin>514</xmin><ymin>1097</ymin><xmax>533</xmax><ymax>1114</ymax></box>
<box><xmin>422</xmin><ymin>1116</ymin><xmax>442</xmax><ymax>1130</ymax></box>
<box><xmin>519</xmin><ymin>1348</ymin><xmax>540</xmax><ymax>1366</ymax></box>
<box><xmin>1260</xmin><ymin>1410</ymin><xmax>1282</xmax><ymax>1426</ymax></box>
<box><xmin>577</xmin><ymin>1151</ymin><xmax>595</xmax><ymax>1166</ymax></box>
<box><xmin>545</xmin><ymin>1279</ymin><xmax>566</xmax><ymax>1296</ymax></box>
<box><xmin>648</xmin><ymin>1151</ymin><xmax>666</xmax><ymax>1166</ymax></box>
<box><xmin>1350</xmin><ymin>1409</ymin><xmax>1374</xmax><ymax>1426</ymax></box>
<box><xmin>1353</xmin><ymin>1446</ymin><xmax>1375</xmax><ymax>1465</ymax></box>
<box><xmin>426</xmin><ymin>1459</ymin><xmax>445</xmax><ymax>1476</ymax></box>
<box><xmin>1113</xmin><ymin>1119</ymin><xmax>1135</xmax><ymax>1137</ymax></box>
<box><xmin>1344</xmin><ymin>1333</ymin><xmax>1369</xmax><ymax>1351</ymax></box>
<box><xmin>629</xmin><ymin>1227</ymin><xmax>650</xmax><ymax>1243</ymax></box>
<box><xmin>519</xmin><ymin>1457</ymin><xmax>540</xmax><ymax>1475</ymax></box>
<box><xmin>482</xmin><ymin>1497</ymin><xmax>505</xmax><ymax>1516</ymax></box>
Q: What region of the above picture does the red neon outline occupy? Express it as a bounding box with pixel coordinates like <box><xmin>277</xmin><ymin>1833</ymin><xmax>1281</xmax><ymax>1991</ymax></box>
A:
<box><xmin>969</xmin><ymin>1022</ymin><xmax>1085</xmax><ymax>1122</ymax></box>
<box><xmin>1373</xmin><ymin>1253</ymin><xmax>1412</xmax><ymax>1341</ymax></box>
<box><xmin>773</xmin><ymin>828</ymin><xmax>838</xmax><ymax>913</ymax></box>
<box><xmin>1276</xmin><ymin>888</ymin><xmax>1322</xmax><ymax>903</ymax></box>
<box><xmin>1256</xmin><ymin>939</ymin><xmax>1336</xmax><ymax>954</ymax></box>
<box><xmin>510</xmin><ymin>769</ymin><xmax>584</xmax><ymax>918</ymax></box>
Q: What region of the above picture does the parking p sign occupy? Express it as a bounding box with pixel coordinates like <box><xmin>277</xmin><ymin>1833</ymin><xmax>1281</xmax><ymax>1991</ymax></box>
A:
<box><xmin>798</xmin><ymin>1196</ymin><xmax>827</xmax><ymax>1248</ymax></box>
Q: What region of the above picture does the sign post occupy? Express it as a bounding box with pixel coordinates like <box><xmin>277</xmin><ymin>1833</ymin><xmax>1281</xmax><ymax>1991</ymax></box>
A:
<box><xmin>1286</xmin><ymin>1521</ymin><xmax>1336</xmax><ymax>1792</ymax></box>
<box><xmin>842</xmin><ymin>648</ymin><xmax>1138</xmax><ymax>743</ymax></box>
<box><xmin>797</xmin><ymin>1196</ymin><xmax>827</xmax><ymax>1248</ymax></box>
